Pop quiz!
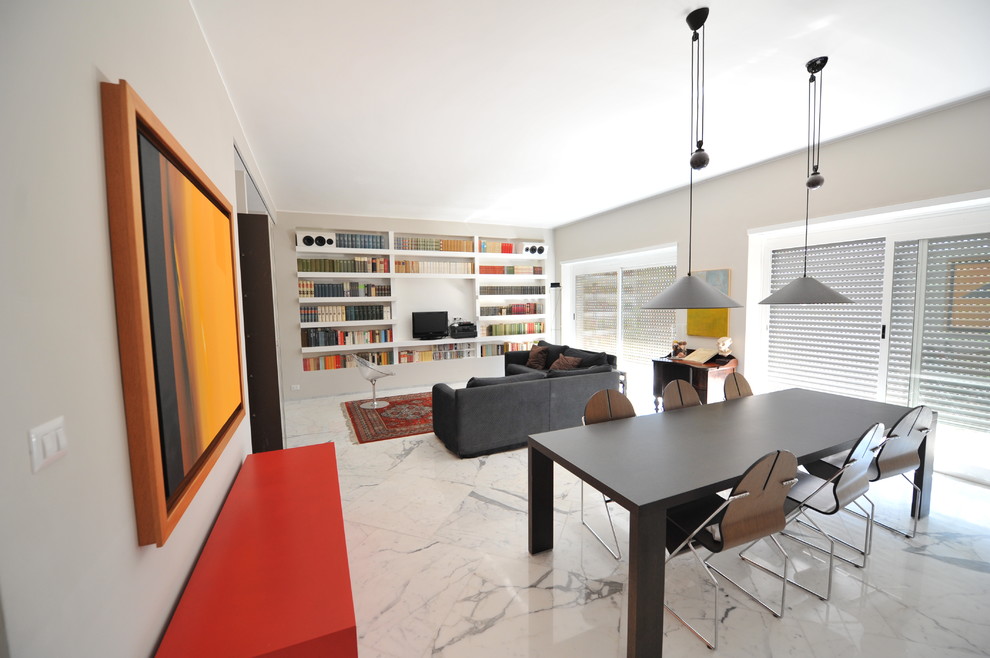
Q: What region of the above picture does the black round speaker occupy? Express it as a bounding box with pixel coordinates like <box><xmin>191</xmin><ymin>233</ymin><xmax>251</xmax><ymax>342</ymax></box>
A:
<box><xmin>302</xmin><ymin>235</ymin><xmax>315</xmax><ymax>246</ymax></box>
<box><xmin>315</xmin><ymin>236</ymin><xmax>326</xmax><ymax>246</ymax></box>
<box><xmin>536</xmin><ymin>245</ymin><xmax>545</xmax><ymax>254</ymax></box>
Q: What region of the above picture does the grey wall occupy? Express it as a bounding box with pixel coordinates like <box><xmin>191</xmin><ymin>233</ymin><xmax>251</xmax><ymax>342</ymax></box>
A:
<box><xmin>0</xmin><ymin>1</ymin><xmax>270</xmax><ymax>656</ymax></box>
<box><xmin>553</xmin><ymin>94</ymin><xmax>990</xmax><ymax>368</ymax></box>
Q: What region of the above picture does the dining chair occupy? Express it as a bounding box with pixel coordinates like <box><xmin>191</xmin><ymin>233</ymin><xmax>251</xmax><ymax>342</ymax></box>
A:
<box><xmin>664</xmin><ymin>450</ymin><xmax>798</xmax><ymax>649</ymax></box>
<box><xmin>579</xmin><ymin>389</ymin><xmax>636</xmax><ymax>559</ymax></box>
<box><xmin>723</xmin><ymin>372</ymin><xmax>753</xmax><ymax>400</ymax></box>
<box><xmin>805</xmin><ymin>406</ymin><xmax>933</xmax><ymax>538</ymax></box>
<box><xmin>350</xmin><ymin>354</ymin><xmax>395</xmax><ymax>409</ymax></box>
<box><xmin>662</xmin><ymin>379</ymin><xmax>701</xmax><ymax>411</ymax></box>
<box><xmin>782</xmin><ymin>422</ymin><xmax>886</xmax><ymax>571</ymax></box>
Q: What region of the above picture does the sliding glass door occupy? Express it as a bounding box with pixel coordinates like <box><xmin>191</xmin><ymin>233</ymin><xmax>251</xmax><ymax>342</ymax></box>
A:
<box><xmin>763</xmin><ymin>226</ymin><xmax>990</xmax><ymax>482</ymax></box>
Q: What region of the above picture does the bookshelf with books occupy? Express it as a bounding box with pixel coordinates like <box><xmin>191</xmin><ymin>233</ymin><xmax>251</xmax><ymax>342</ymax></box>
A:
<box><xmin>291</xmin><ymin>227</ymin><xmax>550</xmax><ymax>381</ymax></box>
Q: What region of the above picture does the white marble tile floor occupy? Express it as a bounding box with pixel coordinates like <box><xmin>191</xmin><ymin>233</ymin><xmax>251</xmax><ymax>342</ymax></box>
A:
<box><xmin>285</xmin><ymin>387</ymin><xmax>990</xmax><ymax>657</ymax></box>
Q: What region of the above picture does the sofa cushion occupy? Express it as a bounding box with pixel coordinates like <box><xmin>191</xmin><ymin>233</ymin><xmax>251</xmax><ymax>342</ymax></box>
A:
<box><xmin>537</xmin><ymin>340</ymin><xmax>569</xmax><ymax>369</ymax></box>
<box><xmin>525</xmin><ymin>345</ymin><xmax>550</xmax><ymax>369</ymax></box>
<box><xmin>564</xmin><ymin>347</ymin><xmax>609</xmax><ymax>368</ymax></box>
<box><xmin>546</xmin><ymin>364</ymin><xmax>614</xmax><ymax>378</ymax></box>
<box><xmin>466</xmin><ymin>371</ymin><xmax>547</xmax><ymax>388</ymax></box>
<box><xmin>549</xmin><ymin>354</ymin><xmax>582</xmax><ymax>370</ymax></box>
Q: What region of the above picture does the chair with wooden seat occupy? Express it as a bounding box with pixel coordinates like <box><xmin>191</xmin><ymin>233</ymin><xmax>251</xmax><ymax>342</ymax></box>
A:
<box><xmin>723</xmin><ymin>372</ymin><xmax>754</xmax><ymax>400</ymax></box>
<box><xmin>662</xmin><ymin>379</ymin><xmax>701</xmax><ymax>411</ymax></box>
<box><xmin>805</xmin><ymin>406</ymin><xmax>933</xmax><ymax>538</ymax></box>
<box><xmin>665</xmin><ymin>450</ymin><xmax>798</xmax><ymax>649</ymax></box>
<box><xmin>579</xmin><ymin>389</ymin><xmax>636</xmax><ymax>559</ymax></box>
<box><xmin>781</xmin><ymin>422</ymin><xmax>886</xmax><ymax>573</ymax></box>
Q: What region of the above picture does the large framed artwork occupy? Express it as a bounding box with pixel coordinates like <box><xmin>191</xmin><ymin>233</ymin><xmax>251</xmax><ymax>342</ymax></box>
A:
<box><xmin>687</xmin><ymin>269</ymin><xmax>731</xmax><ymax>337</ymax></box>
<box><xmin>101</xmin><ymin>80</ymin><xmax>244</xmax><ymax>546</ymax></box>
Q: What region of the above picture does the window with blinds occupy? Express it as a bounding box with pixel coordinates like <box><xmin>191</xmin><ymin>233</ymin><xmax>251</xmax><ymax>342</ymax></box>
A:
<box><xmin>574</xmin><ymin>265</ymin><xmax>676</xmax><ymax>372</ymax></box>
<box><xmin>622</xmin><ymin>266</ymin><xmax>676</xmax><ymax>365</ymax></box>
<box><xmin>766</xmin><ymin>238</ymin><xmax>886</xmax><ymax>398</ymax></box>
<box><xmin>575</xmin><ymin>272</ymin><xmax>618</xmax><ymax>354</ymax></box>
<box><xmin>886</xmin><ymin>233</ymin><xmax>990</xmax><ymax>432</ymax></box>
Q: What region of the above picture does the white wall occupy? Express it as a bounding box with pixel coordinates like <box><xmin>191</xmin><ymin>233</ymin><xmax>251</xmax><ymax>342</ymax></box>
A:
<box><xmin>277</xmin><ymin>211</ymin><xmax>551</xmax><ymax>399</ymax></box>
<box><xmin>553</xmin><ymin>94</ymin><xmax>990</xmax><ymax>369</ymax></box>
<box><xmin>0</xmin><ymin>2</ymin><xmax>270</xmax><ymax>656</ymax></box>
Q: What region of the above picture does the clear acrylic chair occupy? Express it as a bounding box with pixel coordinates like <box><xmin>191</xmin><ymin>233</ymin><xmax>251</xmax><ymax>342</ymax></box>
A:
<box><xmin>665</xmin><ymin>450</ymin><xmax>798</xmax><ymax>649</ymax></box>
<box><xmin>579</xmin><ymin>389</ymin><xmax>636</xmax><ymax>559</ymax></box>
<box><xmin>350</xmin><ymin>354</ymin><xmax>395</xmax><ymax>409</ymax></box>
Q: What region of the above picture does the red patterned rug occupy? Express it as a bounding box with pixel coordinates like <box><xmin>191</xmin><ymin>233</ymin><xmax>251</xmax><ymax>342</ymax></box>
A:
<box><xmin>343</xmin><ymin>392</ymin><xmax>434</xmax><ymax>444</ymax></box>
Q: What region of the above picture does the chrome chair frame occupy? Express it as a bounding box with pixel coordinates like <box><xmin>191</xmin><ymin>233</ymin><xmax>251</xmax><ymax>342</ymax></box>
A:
<box><xmin>665</xmin><ymin>451</ymin><xmax>798</xmax><ymax>649</ymax></box>
<box><xmin>782</xmin><ymin>423</ymin><xmax>885</xmax><ymax>570</ymax></box>
<box><xmin>579</xmin><ymin>389</ymin><xmax>636</xmax><ymax>559</ymax></box>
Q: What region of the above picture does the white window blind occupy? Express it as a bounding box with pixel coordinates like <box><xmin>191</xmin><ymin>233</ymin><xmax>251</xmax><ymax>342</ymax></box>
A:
<box><xmin>622</xmin><ymin>266</ymin><xmax>676</xmax><ymax>365</ymax></box>
<box><xmin>887</xmin><ymin>233</ymin><xmax>990</xmax><ymax>431</ymax></box>
<box><xmin>575</xmin><ymin>272</ymin><xmax>618</xmax><ymax>354</ymax></box>
<box><xmin>767</xmin><ymin>238</ymin><xmax>886</xmax><ymax>397</ymax></box>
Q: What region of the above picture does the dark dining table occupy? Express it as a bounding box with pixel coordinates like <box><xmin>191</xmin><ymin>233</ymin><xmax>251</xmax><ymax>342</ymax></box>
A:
<box><xmin>527</xmin><ymin>388</ymin><xmax>935</xmax><ymax>657</ymax></box>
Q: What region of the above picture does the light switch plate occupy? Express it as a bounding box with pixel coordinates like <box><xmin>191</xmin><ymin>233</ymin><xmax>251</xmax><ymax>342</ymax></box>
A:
<box><xmin>29</xmin><ymin>416</ymin><xmax>68</xmax><ymax>473</ymax></box>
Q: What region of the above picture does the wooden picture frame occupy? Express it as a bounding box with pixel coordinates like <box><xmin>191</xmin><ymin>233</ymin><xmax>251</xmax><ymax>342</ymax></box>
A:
<box><xmin>101</xmin><ymin>80</ymin><xmax>244</xmax><ymax>546</ymax></box>
<box><xmin>687</xmin><ymin>269</ymin><xmax>731</xmax><ymax>337</ymax></box>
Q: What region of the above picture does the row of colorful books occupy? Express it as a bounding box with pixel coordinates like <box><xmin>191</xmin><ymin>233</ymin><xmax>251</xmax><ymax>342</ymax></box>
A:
<box><xmin>479</xmin><ymin>302</ymin><xmax>545</xmax><ymax>316</ymax></box>
<box><xmin>478</xmin><ymin>285</ymin><xmax>546</xmax><ymax>295</ymax></box>
<box><xmin>296</xmin><ymin>257</ymin><xmax>390</xmax><ymax>273</ymax></box>
<box><xmin>394</xmin><ymin>236</ymin><xmax>474</xmax><ymax>252</ymax></box>
<box><xmin>300</xmin><ymin>328</ymin><xmax>393</xmax><ymax>347</ymax></box>
<box><xmin>396</xmin><ymin>345</ymin><xmax>472</xmax><ymax>362</ymax></box>
<box><xmin>298</xmin><ymin>281</ymin><xmax>392</xmax><ymax>298</ymax></box>
<box><xmin>483</xmin><ymin>322</ymin><xmax>545</xmax><ymax>336</ymax></box>
<box><xmin>335</xmin><ymin>232</ymin><xmax>387</xmax><ymax>249</ymax></box>
<box><xmin>302</xmin><ymin>350</ymin><xmax>394</xmax><ymax>371</ymax></box>
<box><xmin>393</xmin><ymin>260</ymin><xmax>474</xmax><ymax>274</ymax></box>
<box><xmin>299</xmin><ymin>305</ymin><xmax>391</xmax><ymax>323</ymax></box>
<box><xmin>479</xmin><ymin>341</ymin><xmax>538</xmax><ymax>356</ymax></box>
<box><xmin>477</xmin><ymin>265</ymin><xmax>544</xmax><ymax>275</ymax></box>
<box><xmin>478</xmin><ymin>240</ymin><xmax>516</xmax><ymax>254</ymax></box>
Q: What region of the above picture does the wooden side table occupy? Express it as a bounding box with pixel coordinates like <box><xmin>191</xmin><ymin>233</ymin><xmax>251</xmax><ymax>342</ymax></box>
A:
<box><xmin>652</xmin><ymin>354</ymin><xmax>738</xmax><ymax>411</ymax></box>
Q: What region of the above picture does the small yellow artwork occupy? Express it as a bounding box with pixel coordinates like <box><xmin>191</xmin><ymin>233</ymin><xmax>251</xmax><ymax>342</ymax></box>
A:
<box><xmin>687</xmin><ymin>269</ymin><xmax>731</xmax><ymax>337</ymax></box>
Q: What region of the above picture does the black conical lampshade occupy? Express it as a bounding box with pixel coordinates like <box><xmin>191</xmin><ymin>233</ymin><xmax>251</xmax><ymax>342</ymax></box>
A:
<box><xmin>759</xmin><ymin>275</ymin><xmax>853</xmax><ymax>305</ymax></box>
<box><xmin>644</xmin><ymin>274</ymin><xmax>742</xmax><ymax>309</ymax></box>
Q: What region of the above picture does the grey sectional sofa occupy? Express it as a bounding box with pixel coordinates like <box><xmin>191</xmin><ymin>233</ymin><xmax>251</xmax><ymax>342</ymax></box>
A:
<box><xmin>431</xmin><ymin>366</ymin><xmax>621</xmax><ymax>458</ymax></box>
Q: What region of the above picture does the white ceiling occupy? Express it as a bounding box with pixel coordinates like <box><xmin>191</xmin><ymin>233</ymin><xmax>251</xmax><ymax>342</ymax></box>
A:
<box><xmin>192</xmin><ymin>0</ymin><xmax>990</xmax><ymax>229</ymax></box>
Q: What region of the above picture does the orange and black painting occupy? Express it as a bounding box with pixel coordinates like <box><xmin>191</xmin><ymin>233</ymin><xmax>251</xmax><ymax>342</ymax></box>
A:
<box><xmin>138</xmin><ymin>134</ymin><xmax>241</xmax><ymax>503</ymax></box>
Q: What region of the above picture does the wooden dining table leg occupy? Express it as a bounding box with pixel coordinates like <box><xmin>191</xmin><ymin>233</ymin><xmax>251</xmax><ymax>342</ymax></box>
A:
<box><xmin>528</xmin><ymin>444</ymin><xmax>554</xmax><ymax>554</ymax></box>
<box><xmin>627</xmin><ymin>502</ymin><xmax>666</xmax><ymax>657</ymax></box>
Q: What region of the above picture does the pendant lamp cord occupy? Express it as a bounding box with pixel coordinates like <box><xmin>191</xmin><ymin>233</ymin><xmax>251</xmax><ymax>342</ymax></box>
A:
<box><xmin>687</xmin><ymin>21</ymin><xmax>704</xmax><ymax>276</ymax></box>
<box><xmin>689</xmin><ymin>168</ymin><xmax>694</xmax><ymax>275</ymax></box>
<box><xmin>805</xmin><ymin>67</ymin><xmax>824</xmax><ymax>278</ymax></box>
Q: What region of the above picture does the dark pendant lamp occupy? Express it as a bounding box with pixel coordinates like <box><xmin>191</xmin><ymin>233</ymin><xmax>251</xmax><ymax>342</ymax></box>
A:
<box><xmin>759</xmin><ymin>56</ymin><xmax>853</xmax><ymax>305</ymax></box>
<box><xmin>644</xmin><ymin>7</ymin><xmax>741</xmax><ymax>310</ymax></box>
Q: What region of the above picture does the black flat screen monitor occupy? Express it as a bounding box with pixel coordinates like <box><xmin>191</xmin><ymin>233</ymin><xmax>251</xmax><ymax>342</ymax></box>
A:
<box><xmin>412</xmin><ymin>311</ymin><xmax>449</xmax><ymax>340</ymax></box>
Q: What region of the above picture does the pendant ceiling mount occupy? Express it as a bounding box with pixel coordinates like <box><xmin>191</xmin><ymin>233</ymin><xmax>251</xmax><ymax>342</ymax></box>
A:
<box><xmin>644</xmin><ymin>7</ymin><xmax>741</xmax><ymax>311</ymax></box>
<box><xmin>759</xmin><ymin>55</ymin><xmax>852</xmax><ymax>306</ymax></box>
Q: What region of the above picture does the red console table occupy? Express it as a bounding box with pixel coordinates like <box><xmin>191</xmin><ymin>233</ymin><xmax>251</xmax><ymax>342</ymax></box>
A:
<box><xmin>156</xmin><ymin>443</ymin><xmax>357</xmax><ymax>657</ymax></box>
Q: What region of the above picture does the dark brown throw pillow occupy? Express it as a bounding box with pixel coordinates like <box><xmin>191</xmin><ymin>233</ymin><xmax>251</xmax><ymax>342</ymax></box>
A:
<box><xmin>549</xmin><ymin>355</ymin><xmax>582</xmax><ymax>371</ymax></box>
<box><xmin>526</xmin><ymin>345</ymin><xmax>549</xmax><ymax>369</ymax></box>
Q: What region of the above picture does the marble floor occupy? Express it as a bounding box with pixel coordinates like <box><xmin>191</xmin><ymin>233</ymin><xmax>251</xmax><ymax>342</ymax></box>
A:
<box><xmin>286</xmin><ymin>387</ymin><xmax>990</xmax><ymax>657</ymax></box>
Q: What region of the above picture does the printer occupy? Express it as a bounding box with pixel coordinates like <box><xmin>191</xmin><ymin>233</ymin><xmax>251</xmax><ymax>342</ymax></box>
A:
<box><xmin>448</xmin><ymin>319</ymin><xmax>478</xmax><ymax>339</ymax></box>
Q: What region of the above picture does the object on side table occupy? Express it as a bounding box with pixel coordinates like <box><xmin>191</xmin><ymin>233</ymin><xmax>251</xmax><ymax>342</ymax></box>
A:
<box><xmin>653</xmin><ymin>351</ymin><xmax>738</xmax><ymax>411</ymax></box>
